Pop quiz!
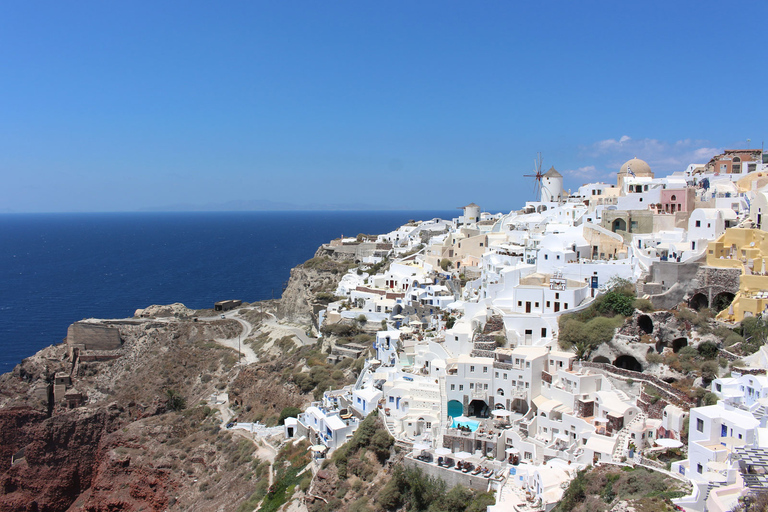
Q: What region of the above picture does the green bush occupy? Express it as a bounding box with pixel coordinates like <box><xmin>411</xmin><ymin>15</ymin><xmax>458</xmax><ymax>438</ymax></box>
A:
<box><xmin>646</xmin><ymin>352</ymin><xmax>663</xmax><ymax>364</ymax></box>
<box><xmin>597</xmin><ymin>290</ymin><xmax>635</xmax><ymax>316</ymax></box>
<box><xmin>165</xmin><ymin>389</ymin><xmax>186</xmax><ymax>412</ymax></box>
<box><xmin>633</xmin><ymin>298</ymin><xmax>655</xmax><ymax>312</ymax></box>
<box><xmin>440</xmin><ymin>258</ymin><xmax>452</xmax><ymax>271</ymax></box>
<box><xmin>278</xmin><ymin>406</ymin><xmax>301</xmax><ymax>425</ymax></box>
<box><xmin>700</xmin><ymin>361</ymin><xmax>720</xmax><ymax>382</ymax></box>
<box><xmin>697</xmin><ymin>341</ymin><xmax>719</xmax><ymax>359</ymax></box>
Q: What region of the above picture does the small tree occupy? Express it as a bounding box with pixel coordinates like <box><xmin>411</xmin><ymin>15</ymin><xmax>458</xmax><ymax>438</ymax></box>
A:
<box><xmin>165</xmin><ymin>389</ymin><xmax>186</xmax><ymax>412</ymax></box>
<box><xmin>440</xmin><ymin>259</ymin><xmax>452</xmax><ymax>271</ymax></box>
<box><xmin>278</xmin><ymin>406</ymin><xmax>301</xmax><ymax>425</ymax></box>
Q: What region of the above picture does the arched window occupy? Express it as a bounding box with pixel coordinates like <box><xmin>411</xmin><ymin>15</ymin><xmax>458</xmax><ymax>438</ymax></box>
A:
<box><xmin>671</xmin><ymin>195</ymin><xmax>677</xmax><ymax>201</ymax></box>
<box><xmin>497</xmin><ymin>388</ymin><xmax>504</xmax><ymax>396</ymax></box>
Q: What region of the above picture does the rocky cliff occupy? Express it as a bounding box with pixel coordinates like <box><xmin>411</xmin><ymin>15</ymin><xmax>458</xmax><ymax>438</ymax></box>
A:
<box><xmin>277</xmin><ymin>249</ymin><xmax>355</xmax><ymax>325</ymax></box>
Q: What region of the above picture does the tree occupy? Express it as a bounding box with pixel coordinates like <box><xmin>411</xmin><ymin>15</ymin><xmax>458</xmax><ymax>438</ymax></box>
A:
<box><xmin>697</xmin><ymin>341</ymin><xmax>719</xmax><ymax>359</ymax></box>
<box><xmin>440</xmin><ymin>259</ymin><xmax>452</xmax><ymax>271</ymax></box>
<box><xmin>279</xmin><ymin>406</ymin><xmax>301</xmax><ymax>424</ymax></box>
<box><xmin>165</xmin><ymin>389</ymin><xmax>186</xmax><ymax>412</ymax></box>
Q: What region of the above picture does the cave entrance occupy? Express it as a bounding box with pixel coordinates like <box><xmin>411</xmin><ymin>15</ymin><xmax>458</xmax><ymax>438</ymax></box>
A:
<box><xmin>655</xmin><ymin>339</ymin><xmax>668</xmax><ymax>354</ymax></box>
<box><xmin>672</xmin><ymin>337</ymin><xmax>688</xmax><ymax>353</ymax></box>
<box><xmin>613</xmin><ymin>355</ymin><xmax>642</xmax><ymax>372</ymax></box>
<box><xmin>713</xmin><ymin>292</ymin><xmax>735</xmax><ymax>313</ymax></box>
<box><xmin>689</xmin><ymin>293</ymin><xmax>709</xmax><ymax>311</ymax></box>
<box><xmin>637</xmin><ymin>315</ymin><xmax>654</xmax><ymax>335</ymax></box>
<box><xmin>593</xmin><ymin>356</ymin><xmax>610</xmax><ymax>364</ymax></box>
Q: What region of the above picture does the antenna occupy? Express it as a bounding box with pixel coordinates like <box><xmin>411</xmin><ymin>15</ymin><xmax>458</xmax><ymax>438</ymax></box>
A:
<box><xmin>523</xmin><ymin>152</ymin><xmax>544</xmax><ymax>201</ymax></box>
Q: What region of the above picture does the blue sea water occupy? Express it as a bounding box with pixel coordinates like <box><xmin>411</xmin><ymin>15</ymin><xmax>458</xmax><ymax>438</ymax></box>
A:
<box><xmin>0</xmin><ymin>211</ymin><xmax>453</xmax><ymax>374</ymax></box>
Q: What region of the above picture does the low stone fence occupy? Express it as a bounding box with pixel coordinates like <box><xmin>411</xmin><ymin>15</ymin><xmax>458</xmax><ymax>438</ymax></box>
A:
<box><xmin>577</xmin><ymin>361</ymin><xmax>695</xmax><ymax>409</ymax></box>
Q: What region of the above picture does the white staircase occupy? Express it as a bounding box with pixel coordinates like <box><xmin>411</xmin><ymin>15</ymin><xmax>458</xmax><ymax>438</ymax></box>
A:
<box><xmin>611</xmin><ymin>411</ymin><xmax>646</xmax><ymax>463</ymax></box>
<box><xmin>438</xmin><ymin>376</ymin><xmax>448</xmax><ymax>448</ymax></box>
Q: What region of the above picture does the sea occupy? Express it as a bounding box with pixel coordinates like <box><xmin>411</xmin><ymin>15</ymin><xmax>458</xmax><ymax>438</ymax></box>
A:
<box><xmin>0</xmin><ymin>210</ymin><xmax>454</xmax><ymax>374</ymax></box>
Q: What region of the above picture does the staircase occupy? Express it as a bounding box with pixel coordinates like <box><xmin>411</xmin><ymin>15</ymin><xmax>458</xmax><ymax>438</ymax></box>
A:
<box><xmin>611</xmin><ymin>411</ymin><xmax>647</xmax><ymax>463</ymax></box>
<box><xmin>438</xmin><ymin>376</ymin><xmax>448</xmax><ymax>449</ymax></box>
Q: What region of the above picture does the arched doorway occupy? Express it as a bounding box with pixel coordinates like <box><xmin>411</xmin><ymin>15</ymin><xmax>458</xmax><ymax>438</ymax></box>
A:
<box><xmin>468</xmin><ymin>400</ymin><xmax>489</xmax><ymax>418</ymax></box>
<box><xmin>612</xmin><ymin>218</ymin><xmax>627</xmax><ymax>232</ymax></box>
<box><xmin>613</xmin><ymin>355</ymin><xmax>642</xmax><ymax>372</ymax></box>
<box><xmin>689</xmin><ymin>293</ymin><xmax>709</xmax><ymax>311</ymax></box>
<box><xmin>713</xmin><ymin>292</ymin><xmax>735</xmax><ymax>313</ymax></box>
<box><xmin>447</xmin><ymin>400</ymin><xmax>463</xmax><ymax>420</ymax></box>
<box><xmin>637</xmin><ymin>315</ymin><xmax>654</xmax><ymax>334</ymax></box>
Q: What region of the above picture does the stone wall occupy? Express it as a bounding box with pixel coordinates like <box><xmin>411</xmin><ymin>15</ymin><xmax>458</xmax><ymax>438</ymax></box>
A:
<box><xmin>638</xmin><ymin>391</ymin><xmax>669</xmax><ymax>419</ymax></box>
<box><xmin>577</xmin><ymin>361</ymin><xmax>694</xmax><ymax>408</ymax></box>
<box><xmin>402</xmin><ymin>457</ymin><xmax>497</xmax><ymax>491</ymax></box>
<box><xmin>66</xmin><ymin>323</ymin><xmax>121</xmax><ymax>352</ymax></box>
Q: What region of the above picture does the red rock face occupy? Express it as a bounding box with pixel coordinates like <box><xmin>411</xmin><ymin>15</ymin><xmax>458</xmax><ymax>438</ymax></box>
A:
<box><xmin>0</xmin><ymin>404</ymin><xmax>173</xmax><ymax>512</ymax></box>
<box><xmin>0</xmin><ymin>406</ymin><xmax>122</xmax><ymax>511</ymax></box>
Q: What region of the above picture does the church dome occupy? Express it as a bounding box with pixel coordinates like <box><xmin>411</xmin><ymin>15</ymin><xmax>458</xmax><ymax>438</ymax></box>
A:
<box><xmin>618</xmin><ymin>157</ymin><xmax>653</xmax><ymax>177</ymax></box>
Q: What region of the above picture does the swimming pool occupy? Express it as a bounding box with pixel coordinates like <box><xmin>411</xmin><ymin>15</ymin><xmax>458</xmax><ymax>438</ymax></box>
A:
<box><xmin>451</xmin><ymin>418</ymin><xmax>480</xmax><ymax>431</ymax></box>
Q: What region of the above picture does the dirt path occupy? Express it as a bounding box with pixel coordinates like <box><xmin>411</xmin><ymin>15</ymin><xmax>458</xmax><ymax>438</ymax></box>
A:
<box><xmin>210</xmin><ymin>313</ymin><xmax>258</xmax><ymax>364</ymax></box>
<box><xmin>261</xmin><ymin>313</ymin><xmax>317</xmax><ymax>347</ymax></box>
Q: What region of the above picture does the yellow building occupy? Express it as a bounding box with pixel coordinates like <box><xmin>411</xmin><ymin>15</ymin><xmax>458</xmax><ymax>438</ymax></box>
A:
<box><xmin>706</xmin><ymin>228</ymin><xmax>768</xmax><ymax>322</ymax></box>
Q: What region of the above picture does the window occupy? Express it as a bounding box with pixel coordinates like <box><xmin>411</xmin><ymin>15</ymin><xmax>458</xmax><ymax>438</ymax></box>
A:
<box><xmin>721</xmin><ymin>424</ymin><xmax>727</xmax><ymax>437</ymax></box>
<box><xmin>484</xmin><ymin>383</ymin><xmax>488</xmax><ymax>390</ymax></box>
<box><xmin>495</xmin><ymin>372</ymin><xmax>499</xmax><ymax>378</ymax></box>
<box><xmin>535</xmin><ymin>302</ymin><xmax>539</xmax><ymax>308</ymax></box>
<box><xmin>696</xmin><ymin>418</ymin><xmax>704</xmax><ymax>432</ymax></box>
<box><xmin>483</xmin><ymin>367</ymin><xmax>488</xmax><ymax>373</ymax></box>
<box><xmin>459</xmin><ymin>385</ymin><xmax>464</xmax><ymax>391</ymax></box>
<box><xmin>450</xmin><ymin>384</ymin><xmax>455</xmax><ymax>391</ymax></box>
<box><xmin>525</xmin><ymin>382</ymin><xmax>530</xmax><ymax>388</ymax></box>
<box><xmin>555</xmin><ymin>293</ymin><xmax>560</xmax><ymax>299</ymax></box>
<box><xmin>541</xmin><ymin>328</ymin><xmax>547</xmax><ymax>337</ymax></box>
<box><xmin>517</xmin><ymin>301</ymin><xmax>522</xmax><ymax>307</ymax></box>
<box><xmin>470</xmin><ymin>366</ymin><xmax>475</xmax><ymax>372</ymax></box>
<box><xmin>503</xmin><ymin>373</ymin><xmax>508</xmax><ymax>380</ymax></box>
<box><xmin>389</xmin><ymin>396</ymin><xmax>395</xmax><ymax>402</ymax></box>
<box><xmin>526</xmin><ymin>362</ymin><xmax>531</xmax><ymax>368</ymax></box>
<box><xmin>498</xmin><ymin>388</ymin><xmax>504</xmax><ymax>395</ymax></box>
<box><xmin>470</xmin><ymin>383</ymin><xmax>474</xmax><ymax>389</ymax></box>
<box><xmin>695</xmin><ymin>220</ymin><xmax>701</xmax><ymax>227</ymax></box>
<box><xmin>733</xmin><ymin>164</ymin><xmax>741</xmax><ymax>173</ymax></box>
<box><xmin>546</xmin><ymin>301</ymin><xmax>550</xmax><ymax>308</ymax></box>
<box><xmin>671</xmin><ymin>195</ymin><xmax>677</xmax><ymax>201</ymax></box>
<box><xmin>697</xmin><ymin>463</ymin><xmax>703</xmax><ymax>474</ymax></box>
<box><xmin>425</xmin><ymin>422</ymin><xmax>431</xmax><ymax>429</ymax></box>
<box><xmin>720</xmin><ymin>164</ymin><xmax>727</xmax><ymax>172</ymax></box>
<box><xmin>564</xmin><ymin>303</ymin><xmax>568</xmax><ymax>310</ymax></box>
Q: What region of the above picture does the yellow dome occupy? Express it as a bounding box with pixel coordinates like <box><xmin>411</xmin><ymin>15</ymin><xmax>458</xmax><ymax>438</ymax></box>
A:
<box><xmin>618</xmin><ymin>157</ymin><xmax>653</xmax><ymax>177</ymax></box>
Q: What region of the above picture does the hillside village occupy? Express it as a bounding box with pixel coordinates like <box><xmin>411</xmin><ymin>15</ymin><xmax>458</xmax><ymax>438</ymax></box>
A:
<box><xmin>286</xmin><ymin>149</ymin><xmax>768</xmax><ymax>512</ymax></box>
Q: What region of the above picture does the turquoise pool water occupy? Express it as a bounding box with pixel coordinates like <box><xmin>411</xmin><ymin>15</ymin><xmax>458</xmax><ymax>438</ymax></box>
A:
<box><xmin>451</xmin><ymin>418</ymin><xmax>480</xmax><ymax>431</ymax></box>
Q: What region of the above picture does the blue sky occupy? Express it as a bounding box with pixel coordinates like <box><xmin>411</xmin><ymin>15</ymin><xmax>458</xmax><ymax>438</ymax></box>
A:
<box><xmin>0</xmin><ymin>1</ymin><xmax>765</xmax><ymax>213</ymax></box>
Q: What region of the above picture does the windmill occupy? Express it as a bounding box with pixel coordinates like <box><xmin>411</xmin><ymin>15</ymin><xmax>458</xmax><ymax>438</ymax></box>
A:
<box><xmin>524</xmin><ymin>152</ymin><xmax>544</xmax><ymax>201</ymax></box>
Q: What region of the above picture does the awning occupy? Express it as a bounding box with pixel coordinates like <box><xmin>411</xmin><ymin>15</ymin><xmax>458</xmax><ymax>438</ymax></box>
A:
<box><xmin>435</xmin><ymin>447</ymin><xmax>452</xmax><ymax>456</ymax></box>
<box><xmin>505</xmin><ymin>447</ymin><xmax>520</xmax><ymax>455</ymax></box>
<box><xmin>585</xmin><ymin>435</ymin><xmax>616</xmax><ymax>455</ymax></box>
<box><xmin>655</xmin><ymin>438</ymin><xmax>683</xmax><ymax>449</ymax></box>
<box><xmin>532</xmin><ymin>395</ymin><xmax>548</xmax><ymax>409</ymax></box>
<box><xmin>454</xmin><ymin>451</ymin><xmax>473</xmax><ymax>460</ymax></box>
<box><xmin>492</xmin><ymin>410</ymin><xmax>512</xmax><ymax>418</ymax></box>
<box><xmin>310</xmin><ymin>445</ymin><xmax>328</xmax><ymax>452</ymax></box>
